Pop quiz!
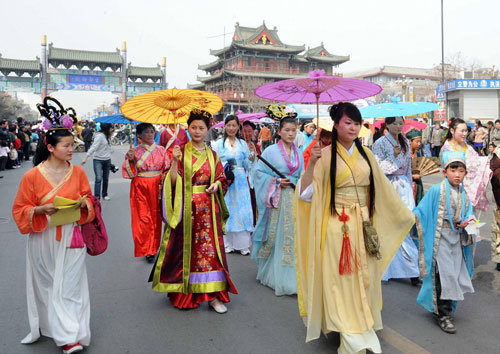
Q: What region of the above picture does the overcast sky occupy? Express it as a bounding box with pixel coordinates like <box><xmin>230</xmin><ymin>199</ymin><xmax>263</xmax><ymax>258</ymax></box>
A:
<box><xmin>3</xmin><ymin>0</ymin><xmax>499</xmax><ymax>115</ymax></box>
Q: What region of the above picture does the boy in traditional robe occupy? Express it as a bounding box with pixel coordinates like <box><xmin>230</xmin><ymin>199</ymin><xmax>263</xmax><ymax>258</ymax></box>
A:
<box><xmin>414</xmin><ymin>151</ymin><xmax>475</xmax><ymax>334</ymax></box>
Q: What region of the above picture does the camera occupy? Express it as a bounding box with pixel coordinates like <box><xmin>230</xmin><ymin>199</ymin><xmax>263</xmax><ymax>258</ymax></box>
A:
<box><xmin>110</xmin><ymin>164</ymin><xmax>119</xmax><ymax>173</ymax></box>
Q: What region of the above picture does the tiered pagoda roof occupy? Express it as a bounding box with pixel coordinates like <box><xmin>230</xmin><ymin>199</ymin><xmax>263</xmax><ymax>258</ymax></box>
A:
<box><xmin>0</xmin><ymin>55</ymin><xmax>41</xmax><ymax>76</ymax></box>
<box><xmin>298</xmin><ymin>43</ymin><xmax>349</xmax><ymax>64</ymax></box>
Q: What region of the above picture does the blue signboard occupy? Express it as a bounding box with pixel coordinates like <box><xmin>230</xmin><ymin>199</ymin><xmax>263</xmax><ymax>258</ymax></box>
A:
<box><xmin>69</xmin><ymin>74</ymin><xmax>103</xmax><ymax>85</ymax></box>
<box><xmin>436</xmin><ymin>79</ymin><xmax>500</xmax><ymax>100</ymax></box>
<box><xmin>55</xmin><ymin>83</ymin><xmax>116</xmax><ymax>92</ymax></box>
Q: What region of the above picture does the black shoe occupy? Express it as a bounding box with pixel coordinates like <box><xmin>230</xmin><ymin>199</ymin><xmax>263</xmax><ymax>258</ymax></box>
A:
<box><xmin>436</xmin><ymin>315</ymin><xmax>456</xmax><ymax>334</ymax></box>
<box><xmin>496</xmin><ymin>263</ymin><xmax>500</xmax><ymax>271</ymax></box>
<box><xmin>145</xmin><ymin>255</ymin><xmax>155</xmax><ymax>262</ymax></box>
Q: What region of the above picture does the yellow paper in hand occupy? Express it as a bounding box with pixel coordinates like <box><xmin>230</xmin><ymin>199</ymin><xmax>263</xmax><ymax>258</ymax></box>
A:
<box><xmin>49</xmin><ymin>196</ymin><xmax>85</xmax><ymax>227</ymax></box>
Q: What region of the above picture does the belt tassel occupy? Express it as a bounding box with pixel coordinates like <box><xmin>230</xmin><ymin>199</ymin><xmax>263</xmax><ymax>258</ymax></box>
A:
<box><xmin>339</xmin><ymin>205</ymin><xmax>354</xmax><ymax>275</ymax></box>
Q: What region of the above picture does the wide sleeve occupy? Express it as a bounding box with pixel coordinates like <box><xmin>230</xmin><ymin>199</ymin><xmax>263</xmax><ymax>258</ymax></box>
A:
<box><xmin>371</xmin><ymin>139</ymin><xmax>400</xmax><ymax>175</ymax></box>
<box><xmin>240</xmin><ymin>140</ymin><xmax>251</xmax><ymax>170</ymax></box>
<box><xmin>122</xmin><ymin>149</ymin><xmax>137</xmax><ymax>179</ymax></box>
<box><xmin>214</xmin><ymin>156</ymin><xmax>229</xmax><ymax>195</ymax></box>
<box><xmin>77</xmin><ymin>168</ymin><xmax>95</xmax><ymax>225</ymax></box>
<box><xmin>12</xmin><ymin>171</ymin><xmax>48</xmax><ymax>234</ymax></box>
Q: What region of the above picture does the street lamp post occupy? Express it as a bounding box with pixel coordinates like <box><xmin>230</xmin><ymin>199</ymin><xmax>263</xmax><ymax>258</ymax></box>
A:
<box><xmin>233</xmin><ymin>92</ymin><xmax>244</xmax><ymax>111</ymax></box>
<box><xmin>395</xmin><ymin>75</ymin><xmax>413</xmax><ymax>102</ymax></box>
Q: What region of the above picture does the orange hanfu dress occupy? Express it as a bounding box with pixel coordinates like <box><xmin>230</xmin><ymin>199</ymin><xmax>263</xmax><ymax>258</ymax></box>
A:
<box><xmin>122</xmin><ymin>143</ymin><xmax>169</xmax><ymax>257</ymax></box>
<box><xmin>151</xmin><ymin>142</ymin><xmax>237</xmax><ymax>308</ymax></box>
<box><xmin>12</xmin><ymin>163</ymin><xmax>95</xmax><ymax>347</ymax></box>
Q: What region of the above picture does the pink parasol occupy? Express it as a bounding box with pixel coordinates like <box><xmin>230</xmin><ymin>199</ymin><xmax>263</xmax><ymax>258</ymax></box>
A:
<box><xmin>373</xmin><ymin>119</ymin><xmax>427</xmax><ymax>133</ymax></box>
<box><xmin>211</xmin><ymin>112</ymin><xmax>267</xmax><ymax>129</ymax></box>
<box><xmin>254</xmin><ymin>70</ymin><xmax>382</xmax><ymax>130</ymax></box>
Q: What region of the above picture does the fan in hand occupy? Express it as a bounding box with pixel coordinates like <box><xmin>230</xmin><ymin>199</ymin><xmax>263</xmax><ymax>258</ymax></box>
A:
<box><xmin>412</xmin><ymin>156</ymin><xmax>441</xmax><ymax>176</ymax></box>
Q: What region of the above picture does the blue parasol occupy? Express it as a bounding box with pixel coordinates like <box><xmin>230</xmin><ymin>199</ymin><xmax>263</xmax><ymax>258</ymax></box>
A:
<box><xmin>359</xmin><ymin>102</ymin><xmax>439</xmax><ymax>118</ymax></box>
<box><xmin>95</xmin><ymin>114</ymin><xmax>139</xmax><ymax>124</ymax></box>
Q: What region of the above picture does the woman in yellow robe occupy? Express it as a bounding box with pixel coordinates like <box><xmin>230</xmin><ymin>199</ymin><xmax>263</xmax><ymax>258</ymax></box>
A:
<box><xmin>295</xmin><ymin>102</ymin><xmax>415</xmax><ymax>354</ymax></box>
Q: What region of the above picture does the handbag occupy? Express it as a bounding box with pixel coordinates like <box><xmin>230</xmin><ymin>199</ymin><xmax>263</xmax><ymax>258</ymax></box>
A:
<box><xmin>8</xmin><ymin>148</ymin><xmax>18</xmax><ymax>160</ymax></box>
<box><xmin>337</xmin><ymin>153</ymin><xmax>381</xmax><ymax>259</ymax></box>
<box><xmin>81</xmin><ymin>195</ymin><xmax>108</xmax><ymax>256</ymax></box>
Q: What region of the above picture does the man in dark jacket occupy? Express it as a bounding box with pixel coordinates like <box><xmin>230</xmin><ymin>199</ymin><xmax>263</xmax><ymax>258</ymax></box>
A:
<box><xmin>81</xmin><ymin>124</ymin><xmax>94</xmax><ymax>152</ymax></box>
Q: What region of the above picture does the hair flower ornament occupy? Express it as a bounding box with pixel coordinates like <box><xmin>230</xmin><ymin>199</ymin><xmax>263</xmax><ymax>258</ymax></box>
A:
<box><xmin>37</xmin><ymin>96</ymin><xmax>77</xmax><ymax>131</ymax></box>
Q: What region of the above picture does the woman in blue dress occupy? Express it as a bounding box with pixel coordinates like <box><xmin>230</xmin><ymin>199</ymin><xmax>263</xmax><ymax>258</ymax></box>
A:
<box><xmin>252</xmin><ymin>107</ymin><xmax>304</xmax><ymax>295</ymax></box>
<box><xmin>213</xmin><ymin>115</ymin><xmax>254</xmax><ymax>255</ymax></box>
<box><xmin>371</xmin><ymin>116</ymin><xmax>420</xmax><ymax>285</ymax></box>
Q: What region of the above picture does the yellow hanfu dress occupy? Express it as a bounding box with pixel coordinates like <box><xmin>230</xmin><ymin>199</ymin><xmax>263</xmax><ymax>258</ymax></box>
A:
<box><xmin>295</xmin><ymin>143</ymin><xmax>415</xmax><ymax>353</ymax></box>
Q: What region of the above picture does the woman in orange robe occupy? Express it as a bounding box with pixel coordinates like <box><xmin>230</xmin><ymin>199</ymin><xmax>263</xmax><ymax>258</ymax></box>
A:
<box><xmin>12</xmin><ymin>127</ymin><xmax>95</xmax><ymax>354</ymax></box>
<box><xmin>122</xmin><ymin>123</ymin><xmax>169</xmax><ymax>260</ymax></box>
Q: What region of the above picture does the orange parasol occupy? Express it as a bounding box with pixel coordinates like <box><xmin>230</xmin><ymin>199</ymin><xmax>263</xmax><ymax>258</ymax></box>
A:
<box><xmin>120</xmin><ymin>89</ymin><xmax>223</xmax><ymax>125</ymax></box>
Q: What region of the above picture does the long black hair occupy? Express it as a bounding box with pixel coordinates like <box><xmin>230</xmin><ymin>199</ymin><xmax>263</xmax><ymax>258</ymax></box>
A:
<box><xmin>445</xmin><ymin>117</ymin><xmax>467</xmax><ymax>141</ymax></box>
<box><xmin>33</xmin><ymin>129</ymin><xmax>73</xmax><ymax>166</ymax></box>
<box><xmin>329</xmin><ymin>102</ymin><xmax>375</xmax><ymax>217</ymax></box>
<box><xmin>222</xmin><ymin>114</ymin><xmax>242</xmax><ymax>145</ymax></box>
<box><xmin>385</xmin><ymin>117</ymin><xmax>408</xmax><ymax>153</ymax></box>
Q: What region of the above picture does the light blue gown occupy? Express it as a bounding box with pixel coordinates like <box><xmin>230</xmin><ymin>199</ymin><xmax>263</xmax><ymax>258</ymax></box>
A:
<box><xmin>213</xmin><ymin>138</ymin><xmax>254</xmax><ymax>250</ymax></box>
<box><xmin>251</xmin><ymin>143</ymin><xmax>304</xmax><ymax>295</ymax></box>
<box><xmin>372</xmin><ymin>134</ymin><xmax>420</xmax><ymax>281</ymax></box>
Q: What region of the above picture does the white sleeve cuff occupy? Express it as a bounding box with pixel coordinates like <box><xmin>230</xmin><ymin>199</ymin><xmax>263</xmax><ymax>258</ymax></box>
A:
<box><xmin>298</xmin><ymin>180</ymin><xmax>314</xmax><ymax>202</ymax></box>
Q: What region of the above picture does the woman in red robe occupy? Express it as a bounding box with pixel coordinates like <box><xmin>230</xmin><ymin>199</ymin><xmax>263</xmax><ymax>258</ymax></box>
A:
<box><xmin>151</xmin><ymin>110</ymin><xmax>237</xmax><ymax>313</ymax></box>
<box><xmin>122</xmin><ymin>123</ymin><xmax>169</xmax><ymax>260</ymax></box>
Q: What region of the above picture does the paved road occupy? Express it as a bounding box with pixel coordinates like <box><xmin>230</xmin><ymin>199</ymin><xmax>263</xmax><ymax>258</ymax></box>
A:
<box><xmin>1</xmin><ymin>146</ymin><xmax>499</xmax><ymax>354</ymax></box>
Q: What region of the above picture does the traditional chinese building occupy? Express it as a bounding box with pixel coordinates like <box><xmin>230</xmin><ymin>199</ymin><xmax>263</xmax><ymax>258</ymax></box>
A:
<box><xmin>189</xmin><ymin>22</ymin><xmax>349</xmax><ymax>114</ymax></box>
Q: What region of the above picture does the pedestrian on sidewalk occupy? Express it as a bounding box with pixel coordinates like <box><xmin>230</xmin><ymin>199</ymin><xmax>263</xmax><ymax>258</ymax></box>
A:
<box><xmin>81</xmin><ymin>123</ymin><xmax>114</xmax><ymax>200</ymax></box>
<box><xmin>12</xmin><ymin>118</ymin><xmax>96</xmax><ymax>354</ymax></box>
<box><xmin>151</xmin><ymin>110</ymin><xmax>237</xmax><ymax>313</ymax></box>
<box><xmin>414</xmin><ymin>151</ymin><xmax>475</xmax><ymax>334</ymax></box>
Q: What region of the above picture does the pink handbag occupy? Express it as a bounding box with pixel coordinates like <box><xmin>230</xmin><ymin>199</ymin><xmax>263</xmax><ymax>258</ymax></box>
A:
<box><xmin>81</xmin><ymin>195</ymin><xmax>108</xmax><ymax>256</ymax></box>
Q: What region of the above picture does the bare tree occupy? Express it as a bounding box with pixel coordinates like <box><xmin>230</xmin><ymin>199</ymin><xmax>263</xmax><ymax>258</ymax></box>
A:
<box><xmin>0</xmin><ymin>95</ymin><xmax>38</xmax><ymax>122</ymax></box>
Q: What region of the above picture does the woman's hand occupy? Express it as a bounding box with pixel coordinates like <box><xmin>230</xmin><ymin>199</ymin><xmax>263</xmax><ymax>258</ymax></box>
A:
<box><xmin>309</xmin><ymin>141</ymin><xmax>322</xmax><ymax>164</ymax></box>
<box><xmin>126</xmin><ymin>148</ymin><xmax>135</xmax><ymax>161</ymax></box>
<box><xmin>206</xmin><ymin>183</ymin><xmax>218</xmax><ymax>194</ymax></box>
<box><xmin>80</xmin><ymin>155</ymin><xmax>88</xmax><ymax>165</ymax></box>
<box><xmin>35</xmin><ymin>203</ymin><xmax>58</xmax><ymax>215</ymax></box>
<box><xmin>394</xmin><ymin>145</ymin><xmax>402</xmax><ymax>157</ymax></box>
<box><xmin>280</xmin><ymin>178</ymin><xmax>292</xmax><ymax>188</ymax></box>
<box><xmin>172</xmin><ymin>145</ymin><xmax>182</xmax><ymax>162</ymax></box>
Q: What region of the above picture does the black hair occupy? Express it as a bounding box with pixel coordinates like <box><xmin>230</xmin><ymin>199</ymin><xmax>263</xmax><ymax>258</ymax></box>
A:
<box><xmin>445</xmin><ymin>161</ymin><xmax>467</xmax><ymax>170</ymax></box>
<box><xmin>136</xmin><ymin>123</ymin><xmax>155</xmax><ymax>135</ymax></box>
<box><xmin>445</xmin><ymin>118</ymin><xmax>467</xmax><ymax>141</ymax></box>
<box><xmin>495</xmin><ymin>119</ymin><xmax>500</xmax><ymax>125</ymax></box>
<box><xmin>242</xmin><ymin>120</ymin><xmax>256</xmax><ymax>130</ymax></box>
<box><xmin>488</xmin><ymin>121</ymin><xmax>494</xmax><ymax>126</ymax></box>
<box><xmin>279</xmin><ymin>117</ymin><xmax>298</xmax><ymax>130</ymax></box>
<box><xmin>33</xmin><ymin>129</ymin><xmax>73</xmax><ymax>166</ymax></box>
<box><xmin>329</xmin><ymin>102</ymin><xmax>375</xmax><ymax>217</ymax></box>
<box><xmin>187</xmin><ymin>110</ymin><xmax>211</xmax><ymax>128</ymax></box>
<box><xmin>222</xmin><ymin>114</ymin><xmax>242</xmax><ymax>145</ymax></box>
<box><xmin>475</xmin><ymin>119</ymin><xmax>483</xmax><ymax>127</ymax></box>
<box><xmin>385</xmin><ymin>117</ymin><xmax>408</xmax><ymax>153</ymax></box>
<box><xmin>100</xmin><ymin>123</ymin><xmax>113</xmax><ymax>143</ymax></box>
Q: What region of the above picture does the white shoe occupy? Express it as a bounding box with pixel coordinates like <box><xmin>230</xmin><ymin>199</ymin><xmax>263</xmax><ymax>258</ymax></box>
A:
<box><xmin>225</xmin><ymin>247</ymin><xmax>234</xmax><ymax>254</ymax></box>
<box><xmin>103</xmin><ymin>196</ymin><xmax>111</xmax><ymax>201</ymax></box>
<box><xmin>240</xmin><ymin>248</ymin><xmax>250</xmax><ymax>256</ymax></box>
<box><xmin>210</xmin><ymin>299</ymin><xmax>227</xmax><ymax>314</ymax></box>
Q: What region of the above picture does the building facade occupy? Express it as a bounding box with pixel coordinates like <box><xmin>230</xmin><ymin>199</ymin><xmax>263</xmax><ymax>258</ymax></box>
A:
<box><xmin>190</xmin><ymin>22</ymin><xmax>349</xmax><ymax>115</ymax></box>
<box><xmin>345</xmin><ymin>65</ymin><xmax>440</xmax><ymax>103</ymax></box>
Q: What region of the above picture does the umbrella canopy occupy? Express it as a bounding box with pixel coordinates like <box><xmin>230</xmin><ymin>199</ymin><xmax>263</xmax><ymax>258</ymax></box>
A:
<box><xmin>373</xmin><ymin>119</ymin><xmax>427</xmax><ymax>133</ymax></box>
<box><xmin>120</xmin><ymin>89</ymin><xmax>223</xmax><ymax>124</ymax></box>
<box><xmin>254</xmin><ymin>71</ymin><xmax>382</xmax><ymax>104</ymax></box>
<box><xmin>95</xmin><ymin>114</ymin><xmax>139</xmax><ymax>124</ymax></box>
<box><xmin>260</xmin><ymin>117</ymin><xmax>275</xmax><ymax>124</ymax></box>
<box><xmin>359</xmin><ymin>101</ymin><xmax>439</xmax><ymax>118</ymax></box>
<box><xmin>254</xmin><ymin>70</ymin><xmax>382</xmax><ymax>134</ymax></box>
<box><xmin>211</xmin><ymin>112</ymin><xmax>267</xmax><ymax>129</ymax></box>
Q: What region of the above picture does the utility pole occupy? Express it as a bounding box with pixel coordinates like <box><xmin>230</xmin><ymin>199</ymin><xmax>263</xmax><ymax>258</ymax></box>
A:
<box><xmin>441</xmin><ymin>0</ymin><xmax>445</xmax><ymax>83</ymax></box>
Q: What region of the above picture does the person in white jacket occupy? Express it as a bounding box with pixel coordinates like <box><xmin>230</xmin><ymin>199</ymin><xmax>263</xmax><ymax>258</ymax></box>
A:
<box><xmin>81</xmin><ymin>123</ymin><xmax>113</xmax><ymax>200</ymax></box>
